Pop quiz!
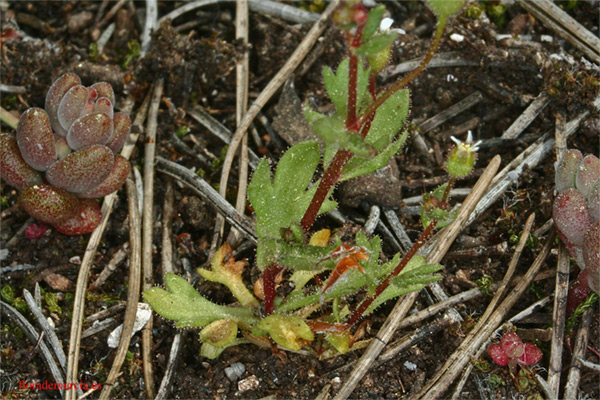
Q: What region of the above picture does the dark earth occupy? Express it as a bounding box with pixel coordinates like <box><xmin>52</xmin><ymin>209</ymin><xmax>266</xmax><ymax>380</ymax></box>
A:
<box><xmin>1</xmin><ymin>1</ymin><xmax>599</xmax><ymax>399</ymax></box>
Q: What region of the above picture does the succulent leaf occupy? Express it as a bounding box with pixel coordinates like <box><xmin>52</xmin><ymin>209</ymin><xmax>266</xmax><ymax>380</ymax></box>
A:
<box><xmin>16</xmin><ymin>108</ymin><xmax>57</xmax><ymax>171</ymax></box>
<box><xmin>553</xmin><ymin>188</ymin><xmax>592</xmax><ymax>246</ymax></box>
<box><xmin>518</xmin><ymin>342</ymin><xmax>543</xmax><ymax>366</ymax></box>
<box><xmin>500</xmin><ymin>331</ymin><xmax>524</xmax><ymax>359</ymax></box>
<box><xmin>488</xmin><ymin>343</ymin><xmax>509</xmax><ymax>366</ymax></box>
<box><xmin>46</xmin><ymin>144</ymin><xmax>114</xmax><ymax>193</ymax></box>
<box><xmin>57</xmin><ymin>85</ymin><xmax>89</xmax><ymax>132</ymax></box>
<box><xmin>555</xmin><ymin>149</ymin><xmax>582</xmax><ymax>193</ymax></box>
<box><xmin>45</xmin><ymin>73</ymin><xmax>82</xmax><ymax>136</ymax></box>
<box><xmin>94</xmin><ymin>97</ymin><xmax>114</xmax><ymax>119</ymax></box>
<box><xmin>588</xmin><ymin>179</ymin><xmax>600</xmax><ymax>221</ymax></box>
<box><xmin>106</xmin><ymin>112</ymin><xmax>131</xmax><ymax>153</ymax></box>
<box><xmin>53</xmin><ymin>198</ymin><xmax>101</xmax><ymax>235</ymax></box>
<box><xmin>19</xmin><ymin>184</ymin><xmax>79</xmax><ymax>224</ymax></box>
<box><xmin>79</xmin><ymin>155</ymin><xmax>130</xmax><ymax>198</ymax></box>
<box><xmin>576</xmin><ymin>155</ymin><xmax>600</xmax><ymax>198</ymax></box>
<box><xmin>91</xmin><ymin>82</ymin><xmax>115</xmax><ymax>105</ymax></box>
<box><xmin>0</xmin><ymin>134</ymin><xmax>43</xmax><ymax>189</ymax></box>
<box><xmin>66</xmin><ymin>112</ymin><xmax>113</xmax><ymax>150</ymax></box>
<box><xmin>582</xmin><ymin>221</ymin><xmax>599</xmax><ymax>293</ymax></box>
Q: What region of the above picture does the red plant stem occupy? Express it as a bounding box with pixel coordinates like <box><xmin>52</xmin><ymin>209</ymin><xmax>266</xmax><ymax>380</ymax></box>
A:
<box><xmin>300</xmin><ymin>148</ymin><xmax>353</xmax><ymax>234</ymax></box>
<box><xmin>347</xmin><ymin>52</ymin><xmax>359</xmax><ymax>129</ymax></box>
<box><xmin>262</xmin><ymin>263</ymin><xmax>283</xmax><ymax>315</ymax></box>
<box><xmin>359</xmin><ymin>74</ymin><xmax>378</xmax><ymax>139</ymax></box>
<box><xmin>442</xmin><ymin>177</ymin><xmax>455</xmax><ymax>203</ymax></box>
<box><xmin>349</xmin><ymin>20</ymin><xmax>447</xmax><ymax>132</ymax></box>
<box><xmin>346</xmin><ymin>220</ymin><xmax>438</xmax><ymax>327</ymax></box>
<box><xmin>346</xmin><ymin>24</ymin><xmax>364</xmax><ymax>130</ymax></box>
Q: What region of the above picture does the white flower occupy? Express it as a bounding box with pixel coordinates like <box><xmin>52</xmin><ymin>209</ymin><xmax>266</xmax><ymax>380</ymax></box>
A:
<box><xmin>378</xmin><ymin>17</ymin><xmax>406</xmax><ymax>35</ymax></box>
<box><xmin>450</xmin><ymin>131</ymin><xmax>482</xmax><ymax>153</ymax></box>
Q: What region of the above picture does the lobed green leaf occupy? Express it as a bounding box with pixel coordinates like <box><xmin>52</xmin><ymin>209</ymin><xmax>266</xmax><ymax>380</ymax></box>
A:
<box><xmin>143</xmin><ymin>273</ymin><xmax>258</xmax><ymax>329</ymax></box>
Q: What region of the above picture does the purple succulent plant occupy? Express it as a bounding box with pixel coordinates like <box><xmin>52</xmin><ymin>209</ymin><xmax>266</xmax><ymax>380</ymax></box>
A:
<box><xmin>553</xmin><ymin>149</ymin><xmax>600</xmax><ymax>299</ymax></box>
<box><xmin>0</xmin><ymin>73</ymin><xmax>131</xmax><ymax>235</ymax></box>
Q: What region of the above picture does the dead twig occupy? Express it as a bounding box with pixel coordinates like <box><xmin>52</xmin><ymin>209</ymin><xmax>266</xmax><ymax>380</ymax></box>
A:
<box><xmin>564</xmin><ymin>307</ymin><xmax>594</xmax><ymax>399</ymax></box>
<box><xmin>501</xmin><ymin>92</ymin><xmax>551</xmax><ymax>140</ymax></box>
<box><xmin>98</xmin><ymin>176</ymin><xmax>142</xmax><ymax>400</ymax></box>
<box><xmin>140</xmin><ymin>80</ymin><xmax>164</xmax><ymax>399</ymax></box>
<box><xmin>547</xmin><ymin>113</ymin><xmax>570</xmax><ymax>395</ymax></box>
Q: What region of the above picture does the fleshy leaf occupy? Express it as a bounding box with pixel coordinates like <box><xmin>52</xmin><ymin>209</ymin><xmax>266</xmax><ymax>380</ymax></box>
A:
<box><xmin>500</xmin><ymin>332</ymin><xmax>523</xmax><ymax>359</ymax></box>
<box><xmin>143</xmin><ymin>273</ymin><xmax>258</xmax><ymax>328</ymax></box>
<box><xmin>91</xmin><ymin>82</ymin><xmax>115</xmax><ymax>105</ymax></box>
<box><xmin>66</xmin><ymin>112</ymin><xmax>113</xmax><ymax>150</ymax></box>
<box><xmin>46</xmin><ymin>144</ymin><xmax>114</xmax><ymax>193</ymax></box>
<box><xmin>16</xmin><ymin>108</ymin><xmax>57</xmax><ymax>171</ymax></box>
<box><xmin>94</xmin><ymin>97</ymin><xmax>114</xmax><ymax>119</ymax></box>
<box><xmin>57</xmin><ymin>85</ymin><xmax>89</xmax><ymax>132</ymax></box>
<box><xmin>583</xmin><ymin>221</ymin><xmax>600</xmax><ymax>293</ymax></box>
<box><xmin>588</xmin><ymin>179</ymin><xmax>600</xmax><ymax>221</ymax></box>
<box><xmin>488</xmin><ymin>343</ymin><xmax>509</xmax><ymax>366</ymax></box>
<box><xmin>325</xmin><ymin>331</ymin><xmax>352</xmax><ymax>354</ymax></box>
<box><xmin>576</xmin><ymin>155</ymin><xmax>600</xmax><ymax>198</ymax></box>
<box><xmin>198</xmin><ymin>244</ymin><xmax>259</xmax><ymax>308</ymax></box>
<box><xmin>553</xmin><ymin>188</ymin><xmax>591</xmax><ymax>246</ymax></box>
<box><xmin>0</xmin><ymin>134</ymin><xmax>43</xmax><ymax>189</ymax></box>
<box><xmin>19</xmin><ymin>184</ymin><xmax>79</xmax><ymax>224</ymax></box>
<box><xmin>45</xmin><ymin>73</ymin><xmax>82</xmax><ymax>136</ymax></box>
<box><xmin>518</xmin><ymin>342</ymin><xmax>543</xmax><ymax>366</ymax></box>
<box><xmin>106</xmin><ymin>112</ymin><xmax>131</xmax><ymax>153</ymax></box>
<box><xmin>79</xmin><ymin>155</ymin><xmax>130</xmax><ymax>198</ymax></box>
<box><xmin>555</xmin><ymin>149</ymin><xmax>582</xmax><ymax>193</ymax></box>
<box><xmin>252</xmin><ymin>314</ymin><xmax>314</xmax><ymax>351</ymax></box>
<box><xmin>53</xmin><ymin>198</ymin><xmax>101</xmax><ymax>235</ymax></box>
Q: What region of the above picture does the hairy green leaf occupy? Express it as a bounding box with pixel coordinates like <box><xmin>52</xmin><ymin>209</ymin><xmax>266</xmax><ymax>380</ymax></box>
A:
<box><xmin>366</xmin><ymin>89</ymin><xmax>410</xmax><ymax>151</ymax></box>
<box><xmin>365</xmin><ymin>256</ymin><xmax>443</xmax><ymax>314</ymax></box>
<box><xmin>322</xmin><ymin>58</ymin><xmax>370</xmax><ymax>118</ymax></box>
<box><xmin>427</xmin><ymin>0</ymin><xmax>466</xmax><ymax>22</ymax></box>
<box><xmin>363</xmin><ymin>5</ymin><xmax>386</xmax><ymax>39</ymax></box>
<box><xmin>340</xmin><ymin>130</ymin><xmax>408</xmax><ymax>182</ymax></box>
<box><xmin>252</xmin><ymin>314</ymin><xmax>314</xmax><ymax>351</ymax></box>
<box><xmin>355</xmin><ymin>32</ymin><xmax>398</xmax><ymax>57</ymax></box>
<box><xmin>143</xmin><ymin>273</ymin><xmax>258</xmax><ymax>328</ymax></box>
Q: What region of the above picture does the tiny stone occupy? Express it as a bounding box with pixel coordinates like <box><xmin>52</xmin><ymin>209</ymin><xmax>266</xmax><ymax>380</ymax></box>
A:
<box><xmin>69</xmin><ymin>256</ymin><xmax>81</xmax><ymax>264</ymax></box>
<box><xmin>540</xmin><ymin>35</ymin><xmax>553</xmax><ymax>42</ymax></box>
<box><xmin>404</xmin><ymin>361</ymin><xmax>417</xmax><ymax>371</ymax></box>
<box><xmin>0</xmin><ymin>249</ymin><xmax>8</xmax><ymax>261</ymax></box>
<box><xmin>450</xmin><ymin>33</ymin><xmax>464</xmax><ymax>42</ymax></box>
<box><xmin>331</xmin><ymin>376</ymin><xmax>342</xmax><ymax>390</ymax></box>
<box><xmin>224</xmin><ymin>362</ymin><xmax>245</xmax><ymax>382</ymax></box>
<box><xmin>238</xmin><ymin>375</ymin><xmax>259</xmax><ymax>392</ymax></box>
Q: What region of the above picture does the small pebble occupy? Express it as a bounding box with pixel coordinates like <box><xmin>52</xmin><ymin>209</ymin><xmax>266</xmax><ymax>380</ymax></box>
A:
<box><xmin>224</xmin><ymin>362</ymin><xmax>245</xmax><ymax>382</ymax></box>
<box><xmin>404</xmin><ymin>361</ymin><xmax>417</xmax><ymax>371</ymax></box>
<box><xmin>238</xmin><ymin>375</ymin><xmax>259</xmax><ymax>392</ymax></box>
<box><xmin>450</xmin><ymin>33</ymin><xmax>464</xmax><ymax>42</ymax></box>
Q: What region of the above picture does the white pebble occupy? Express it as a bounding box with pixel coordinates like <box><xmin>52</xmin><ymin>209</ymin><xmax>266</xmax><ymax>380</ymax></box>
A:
<box><xmin>450</xmin><ymin>33</ymin><xmax>464</xmax><ymax>43</ymax></box>
<box><xmin>107</xmin><ymin>303</ymin><xmax>152</xmax><ymax>348</ymax></box>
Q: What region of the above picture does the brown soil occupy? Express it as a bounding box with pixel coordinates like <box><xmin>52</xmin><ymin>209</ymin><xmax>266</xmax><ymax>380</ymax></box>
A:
<box><xmin>1</xmin><ymin>1</ymin><xmax>598</xmax><ymax>399</ymax></box>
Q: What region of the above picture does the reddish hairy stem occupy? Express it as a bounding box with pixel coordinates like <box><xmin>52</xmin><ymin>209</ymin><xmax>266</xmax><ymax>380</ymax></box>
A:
<box><xmin>359</xmin><ymin>74</ymin><xmax>378</xmax><ymax>139</ymax></box>
<box><xmin>347</xmin><ymin>53</ymin><xmax>359</xmax><ymax>129</ymax></box>
<box><xmin>300</xmin><ymin>148</ymin><xmax>353</xmax><ymax>234</ymax></box>
<box><xmin>350</xmin><ymin>21</ymin><xmax>447</xmax><ymax>132</ymax></box>
<box><xmin>262</xmin><ymin>263</ymin><xmax>283</xmax><ymax>315</ymax></box>
<box><xmin>346</xmin><ymin>220</ymin><xmax>438</xmax><ymax>327</ymax></box>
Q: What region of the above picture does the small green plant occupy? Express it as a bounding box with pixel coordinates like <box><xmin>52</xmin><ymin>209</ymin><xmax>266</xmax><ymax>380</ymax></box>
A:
<box><xmin>145</xmin><ymin>0</ymin><xmax>469</xmax><ymax>357</ymax></box>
